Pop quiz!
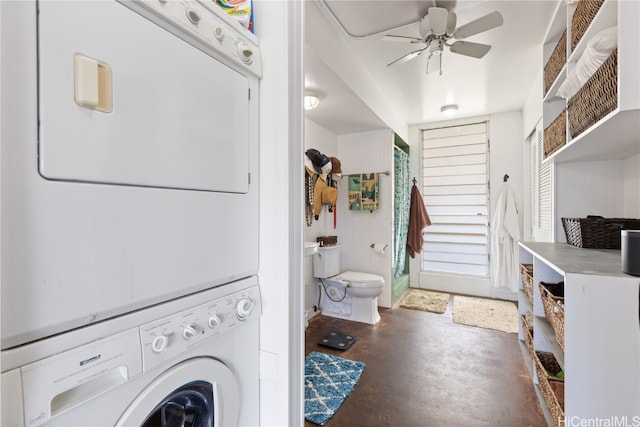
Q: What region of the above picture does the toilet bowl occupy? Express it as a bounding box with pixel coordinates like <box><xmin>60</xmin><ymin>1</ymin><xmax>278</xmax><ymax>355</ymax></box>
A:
<box><xmin>313</xmin><ymin>244</ymin><xmax>384</xmax><ymax>325</ymax></box>
<box><xmin>320</xmin><ymin>271</ymin><xmax>384</xmax><ymax>324</ymax></box>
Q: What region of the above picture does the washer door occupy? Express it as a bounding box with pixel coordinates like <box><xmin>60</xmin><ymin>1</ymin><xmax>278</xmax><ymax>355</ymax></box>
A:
<box><xmin>116</xmin><ymin>357</ymin><xmax>239</xmax><ymax>427</ymax></box>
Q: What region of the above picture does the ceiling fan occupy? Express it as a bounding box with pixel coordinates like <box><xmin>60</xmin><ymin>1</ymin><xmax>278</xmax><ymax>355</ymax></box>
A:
<box><xmin>384</xmin><ymin>5</ymin><xmax>503</xmax><ymax>75</ymax></box>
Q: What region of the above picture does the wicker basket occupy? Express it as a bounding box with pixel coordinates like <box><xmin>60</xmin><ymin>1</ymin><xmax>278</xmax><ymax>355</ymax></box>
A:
<box><xmin>544</xmin><ymin>30</ymin><xmax>567</xmax><ymax>95</ymax></box>
<box><xmin>520</xmin><ymin>264</ymin><xmax>534</xmax><ymax>305</ymax></box>
<box><xmin>571</xmin><ymin>0</ymin><xmax>605</xmax><ymax>51</ymax></box>
<box><xmin>521</xmin><ymin>313</ymin><xmax>534</xmax><ymax>359</ymax></box>
<box><xmin>568</xmin><ymin>49</ymin><xmax>617</xmax><ymax>138</ymax></box>
<box><xmin>562</xmin><ymin>216</ymin><xmax>640</xmax><ymax>249</ymax></box>
<box><xmin>544</xmin><ymin>110</ymin><xmax>567</xmax><ymax>158</ymax></box>
<box><xmin>539</xmin><ymin>282</ymin><xmax>565</xmax><ymax>351</ymax></box>
<box><xmin>534</xmin><ymin>351</ymin><xmax>565</xmax><ymax>427</ymax></box>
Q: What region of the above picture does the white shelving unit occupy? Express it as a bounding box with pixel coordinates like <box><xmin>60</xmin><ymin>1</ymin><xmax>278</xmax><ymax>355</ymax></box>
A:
<box><xmin>543</xmin><ymin>0</ymin><xmax>640</xmax><ymax>164</ymax></box>
<box><xmin>518</xmin><ymin>242</ymin><xmax>640</xmax><ymax>425</ymax></box>
<box><xmin>521</xmin><ymin>1</ymin><xmax>640</xmax><ymax>425</ymax></box>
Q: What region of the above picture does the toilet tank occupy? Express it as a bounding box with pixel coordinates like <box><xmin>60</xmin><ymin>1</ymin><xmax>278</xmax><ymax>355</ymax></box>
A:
<box><xmin>313</xmin><ymin>244</ymin><xmax>341</xmax><ymax>278</ymax></box>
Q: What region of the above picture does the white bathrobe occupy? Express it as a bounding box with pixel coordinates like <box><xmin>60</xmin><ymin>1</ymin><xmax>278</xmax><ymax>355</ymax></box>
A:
<box><xmin>491</xmin><ymin>183</ymin><xmax>520</xmax><ymax>291</ymax></box>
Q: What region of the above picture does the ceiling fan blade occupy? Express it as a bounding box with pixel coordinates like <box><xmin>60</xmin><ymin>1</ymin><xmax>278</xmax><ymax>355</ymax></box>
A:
<box><xmin>453</xmin><ymin>11</ymin><xmax>503</xmax><ymax>40</ymax></box>
<box><xmin>382</xmin><ymin>34</ymin><xmax>425</xmax><ymax>44</ymax></box>
<box><xmin>427</xmin><ymin>7</ymin><xmax>451</xmax><ymax>35</ymax></box>
<box><xmin>386</xmin><ymin>48</ymin><xmax>426</xmax><ymax>67</ymax></box>
<box><xmin>449</xmin><ymin>41</ymin><xmax>491</xmax><ymax>58</ymax></box>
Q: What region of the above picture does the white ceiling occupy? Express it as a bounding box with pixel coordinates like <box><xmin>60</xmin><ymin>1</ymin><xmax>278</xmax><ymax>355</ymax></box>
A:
<box><xmin>304</xmin><ymin>0</ymin><xmax>558</xmax><ymax>135</ymax></box>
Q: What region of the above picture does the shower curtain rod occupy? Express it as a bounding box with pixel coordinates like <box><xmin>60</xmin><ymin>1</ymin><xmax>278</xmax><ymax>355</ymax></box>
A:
<box><xmin>345</xmin><ymin>170</ymin><xmax>390</xmax><ymax>176</ymax></box>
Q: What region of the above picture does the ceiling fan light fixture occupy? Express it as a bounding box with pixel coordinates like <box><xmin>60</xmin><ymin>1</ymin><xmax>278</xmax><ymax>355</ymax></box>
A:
<box><xmin>441</xmin><ymin>104</ymin><xmax>458</xmax><ymax>116</ymax></box>
<box><xmin>304</xmin><ymin>93</ymin><xmax>320</xmax><ymax>110</ymax></box>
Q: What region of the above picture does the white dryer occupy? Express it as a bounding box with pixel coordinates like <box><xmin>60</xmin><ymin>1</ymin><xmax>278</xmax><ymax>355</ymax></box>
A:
<box><xmin>1</xmin><ymin>277</ymin><xmax>261</xmax><ymax>427</ymax></box>
<box><xmin>1</xmin><ymin>0</ymin><xmax>262</xmax><ymax>350</ymax></box>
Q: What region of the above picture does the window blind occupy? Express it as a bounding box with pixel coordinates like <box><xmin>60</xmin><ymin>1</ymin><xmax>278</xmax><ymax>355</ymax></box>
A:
<box><xmin>531</xmin><ymin>120</ymin><xmax>552</xmax><ymax>230</ymax></box>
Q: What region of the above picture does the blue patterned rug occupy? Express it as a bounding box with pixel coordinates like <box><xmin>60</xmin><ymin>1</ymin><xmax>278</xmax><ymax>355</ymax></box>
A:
<box><xmin>304</xmin><ymin>351</ymin><xmax>366</xmax><ymax>425</ymax></box>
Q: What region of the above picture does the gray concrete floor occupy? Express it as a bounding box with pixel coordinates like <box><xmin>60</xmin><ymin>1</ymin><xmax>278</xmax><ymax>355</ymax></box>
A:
<box><xmin>304</xmin><ymin>297</ymin><xmax>545</xmax><ymax>427</ymax></box>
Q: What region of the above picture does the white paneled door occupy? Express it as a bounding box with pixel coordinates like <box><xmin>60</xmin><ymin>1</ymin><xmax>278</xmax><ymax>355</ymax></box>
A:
<box><xmin>421</xmin><ymin>123</ymin><xmax>489</xmax><ymax>278</ymax></box>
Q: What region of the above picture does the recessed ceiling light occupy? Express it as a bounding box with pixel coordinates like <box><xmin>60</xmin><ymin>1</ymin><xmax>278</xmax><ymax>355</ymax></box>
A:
<box><xmin>304</xmin><ymin>93</ymin><xmax>320</xmax><ymax>110</ymax></box>
<box><xmin>441</xmin><ymin>104</ymin><xmax>458</xmax><ymax>116</ymax></box>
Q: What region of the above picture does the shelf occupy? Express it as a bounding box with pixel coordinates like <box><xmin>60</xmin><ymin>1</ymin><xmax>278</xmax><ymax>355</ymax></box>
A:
<box><xmin>568</xmin><ymin>0</ymin><xmax>617</xmax><ymax>62</ymax></box>
<box><xmin>518</xmin><ymin>340</ymin><xmax>554</xmax><ymax>427</ymax></box>
<box><xmin>534</xmin><ymin>316</ymin><xmax>564</xmax><ymax>370</ymax></box>
<box><xmin>519</xmin><ymin>289</ymin><xmax>533</xmax><ymax>313</ymax></box>
<box><xmin>546</xmin><ymin>108</ymin><xmax>640</xmax><ymax>163</ymax></box>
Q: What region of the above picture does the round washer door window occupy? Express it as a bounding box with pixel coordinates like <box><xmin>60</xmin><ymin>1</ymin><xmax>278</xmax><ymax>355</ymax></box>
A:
<box><xmin>115</xmin><ymin>357</ymin><xmax>239</xmax><ymax>427</ymax></box>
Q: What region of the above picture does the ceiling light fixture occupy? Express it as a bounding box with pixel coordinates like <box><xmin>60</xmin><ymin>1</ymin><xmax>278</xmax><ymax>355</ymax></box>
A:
<box><xmin>304</xmin><ymin>93</ymin><xmax>320</xmax><ymax>110</ymax></box>
<box><xmin>441</xmin><ymin>104</ymin><xmax>458</xmax><ymax>116</ymax></box>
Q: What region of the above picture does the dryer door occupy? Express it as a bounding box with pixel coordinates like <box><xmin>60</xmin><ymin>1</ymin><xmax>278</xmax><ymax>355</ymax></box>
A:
<box><xmin>37</xmin><ymin>0</ymin><xmax>251</xmax><ymax>193</ymax></box>
<box><xmin>116</xmin><ymin>358</ymin><xmax>239</xmax><ymax>427</ymax></box>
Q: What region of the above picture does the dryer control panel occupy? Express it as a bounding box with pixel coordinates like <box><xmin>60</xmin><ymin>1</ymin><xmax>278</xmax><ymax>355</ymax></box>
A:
<box><xmin>139</xmin><ymin>285</ymin><xmax>261</xmax><ymax>371</ymax></box>
<box><xmin>118</xmin><ymin>0</ymin><xmax>262</xmax><ymax>78</ymax></box>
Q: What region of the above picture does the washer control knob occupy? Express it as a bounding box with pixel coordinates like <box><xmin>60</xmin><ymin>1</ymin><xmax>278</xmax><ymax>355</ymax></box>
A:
<box><xmin>151</xmin><ymin>335</ymin><xmax>169</xmax><ymax>353</ymax></box>
<box><xmin>236</xmin><ymin>298</ymin><xmax>254</xmax><ymax>320</ymax></box>
<box><xmin>186</xmin><ymin>8</ymin><xmax>200</xmax><ymax>25</ymax></box>
<box><xmin>214</xmin><ymin>26</ymin><xmax>225</xmax><ymax>41</ymax></box>
<box><xmin>208</xmin><ymin>314</ymin><xmax>222</xmax><ymax>328</ymax></box>
<box><xmin>236</xmin><ymin>41</ymin><xmax>253</xmax><ymax>64</ymax></box>
<box><xmin>182</xmin><ymin>324</ymin><xmax>198</xmax><ymax>339</ymax></box>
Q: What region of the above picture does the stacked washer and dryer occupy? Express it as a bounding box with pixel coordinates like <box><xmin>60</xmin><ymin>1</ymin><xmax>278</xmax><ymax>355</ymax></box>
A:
<box><xmin>1</xmin><ymin>1</ymin><xmax>262</xmax><ymax>425</ymax></box>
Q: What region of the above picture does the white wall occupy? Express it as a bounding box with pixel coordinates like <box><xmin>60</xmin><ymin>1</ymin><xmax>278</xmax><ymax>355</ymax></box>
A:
<box><xmin>555</xmin><ymin>158</ymin><xmax>639</xmax><ymax>242</ymax></box>
<box><xmin>303</xmin><ymin>119</ymin><xmax>338</xmax><ymax>317</ymax></box>
<box><xmin>337</xmin><ymin>129</ymin><xmax>394</xmax><ymax>308</ymax></box>
<box><xmin>623</xmin><ymin>154</ymin><xmax>640</xmax><ymax>217</ymax></box>
<box><xmin>489</xmin><ymin>112</ymin><xmax>524</xmax><ymax>230</ymax></box>
<box><xmin>304</xmin><ymin>119</ymin><xmax>339</xmax><ymax>239</ymax></box>
<box><xmin>254</xmin><ymin>1</ymin><xmax>303</xmax><ymax>425</ymax></box>
<box><xmin>303</xmin><ymin>126</ymin><xmax>395</xmax><ymax>311</ymax></box>
<box><xmin>522</xmin><ymin>69</ymin><xmax>543</xmax><ymax>140</ymax></box>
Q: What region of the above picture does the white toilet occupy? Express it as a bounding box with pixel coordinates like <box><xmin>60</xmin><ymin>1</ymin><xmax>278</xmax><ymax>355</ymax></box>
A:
<box><xmin>313</xmin><ymin>244</ymin><xmax>384</xmax><ymax>325</ymax></box>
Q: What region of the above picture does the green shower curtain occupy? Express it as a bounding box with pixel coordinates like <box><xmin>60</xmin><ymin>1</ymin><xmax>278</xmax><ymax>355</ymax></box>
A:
<box><xmin>393</xmin><ymin>149</ymin><xmax>410</xmax><ymax>279</ymax></box>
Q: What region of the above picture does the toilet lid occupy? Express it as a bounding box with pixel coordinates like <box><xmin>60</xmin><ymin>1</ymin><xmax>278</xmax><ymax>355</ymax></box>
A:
<box><xmin>338</xmin><ymin>271</ymin><xmax>384</xmax><ymax>287</ymax></box>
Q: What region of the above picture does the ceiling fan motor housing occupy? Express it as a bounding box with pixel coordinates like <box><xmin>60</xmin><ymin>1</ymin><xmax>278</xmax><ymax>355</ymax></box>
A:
<box><xmin>420</xmin><ymin>7</ymin><xmax>456</xmax><ymax>38</ymax></box>
<box><xmin>428</xmin><ymin>39</ymin><xmax>444</xmax><ymax>55</ymax></box>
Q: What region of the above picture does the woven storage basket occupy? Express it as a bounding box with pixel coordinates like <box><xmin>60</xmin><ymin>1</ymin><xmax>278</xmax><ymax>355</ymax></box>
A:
<box><xmin>571</xmin><ymin>0</ymin><xmax>605</xmax><ymax>51</ymax></box>
<box><xmin>520</xmin><ymin>264</ymin><xmax>534</xmax><ymax>305</ymax></box>
<box><xmin>521</xmin><ymin>313</ymin><xmax>534</xmax><ymax>359</ymax></box>
<box><xmin>539</xmin><ymin>282</ymin><xmax>565</xmax><ymax>351</ymax></box>
<box><xmin>568</xmin><ymin>49</ymin><xmax>617</xmax><ymax>138</ymax></box>
<box><xmin>534</xmin><ymin>351</ymin><xmax>565</xmax><ymax>427</ymax></box>
<box><xmin>544</xmin><ymin>110</ymin><xmax>567</xmax><ymax>158</ymax></box>
<box><xmin>562</xmin><ymin>216</ymin><xmax>640</xmax><ymax>249</ymax></box>
<box><xmin>544</xmin><ymin>30</ymin><xmax>567</xmax><ymax>95</ymax></box>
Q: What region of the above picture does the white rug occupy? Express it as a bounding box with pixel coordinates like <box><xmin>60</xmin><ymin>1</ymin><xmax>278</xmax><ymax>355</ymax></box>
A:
<box><xmin>452</xmin><ymin>296</ymin><xmax>518</xmax><ymax>333</ymax></box>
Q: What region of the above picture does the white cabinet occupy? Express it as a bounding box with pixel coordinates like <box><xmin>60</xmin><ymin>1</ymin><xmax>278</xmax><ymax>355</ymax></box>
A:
<box><xmin>518</xmin><ymin>242</ymin><xmax>640</xmax><ymax>426</ymax></box>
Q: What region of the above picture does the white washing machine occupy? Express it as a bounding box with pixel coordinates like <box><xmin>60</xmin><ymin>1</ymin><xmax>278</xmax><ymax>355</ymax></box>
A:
<box><xmin>1</xmin><ymin>0</ymin><xmax>261</xmax><ymax>349</ymax></box>
<box><xmin>1</xmin><ymin>277</ymin><xmax>261</xmax><ymax>427</ymax></box>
